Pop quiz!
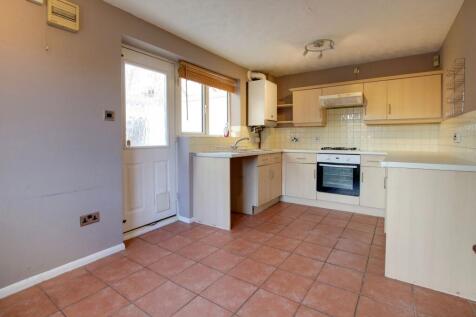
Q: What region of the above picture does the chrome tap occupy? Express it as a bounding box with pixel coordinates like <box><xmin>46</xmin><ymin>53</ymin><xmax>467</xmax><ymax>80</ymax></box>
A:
<box><xmin>230</xmin><ymin>137</ymin><xmax>250</xmax><ymax>151</ymax></box>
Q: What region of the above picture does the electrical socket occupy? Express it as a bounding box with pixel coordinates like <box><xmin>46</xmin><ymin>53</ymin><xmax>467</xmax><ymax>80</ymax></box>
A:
<box><xmin>453</xmin><ymin>132</ymin><xmax>462</xmax><ymax>144</ymax></box>
<box><xmin>80</xmin><ymin>212</ymin><xmax>100</xmax><ymax>227</ymax></box>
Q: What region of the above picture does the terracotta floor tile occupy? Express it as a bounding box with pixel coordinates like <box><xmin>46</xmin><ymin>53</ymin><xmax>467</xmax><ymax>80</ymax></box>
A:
<box><xmin>414</xmin><ymin>286</ymin><xmax>474</xmax><ymax>317</ymax></box>
<box><xmin>370</xmin><ymin>245</ymin><xmax>386</xmax><ymax>260</ymax></box>
<box><xmin>248</xmin><ymin>245</ymin><xmax>290</xmax><ymax>266</ymax></box>
<box><xmin>295</xmin><ymin>305</ymin><xmax>328</xmax><ymax>317</ymax></box>
<box><xmin>49</xmin><ymin>312</ymin><xmax>65</xmax><ymax>317</ymax></box>
<box><xmin>321</xmin><ymin>217</ymin><xmax>349</xmax><ymax>228</ymax></box>
<box><xmin>176</xmin><ymin>241</ymin><xmax>218</xmax><ymax>261</ymax></box>
<box><xmin>110</xmin><ymin>304</ymin><xmax>148</xmax><ymax>317</ymax></box>
<box><xmin>305</xmin><ymin>233</ymin><xmax>339</xmax><ymax>248</ymax></box>
<box><xmin>200</xmin><ymin>231</ymin><xmax>235</xmax><ymax>248</ymax></box>
<box><xmin>279</xmin><ymin>205</ymin><xmax>307</xmax><ymax>217</ymax></box>
<box><xmin>174</xmin><ymin>296</ymin><xmax>232</xmax><ymax>317</ymax></box>
<box><xmin>366</xmin><ymin>257</ymin><xmax>385</xmax><ymax>276</ymax></box>
<box><xmin>162</xmin><ymin>221</ymin><xmax>194</xmax><ymax>234</ymax></box>
<box><xmin>124</xmin><ymin>239</ymin><xmax>171</xmax><ymax>265</ymax></box>
<box><xmin>254</xmin><ymin>222</ymin><xmax>286</xmax><ymax>234</ymax></box>
<box><xmin>347</xmin><ymin>221</ymin><xmax>376</xmax><ymax>234</ymax></box>
<box><xmin>288</xmin><ymin>219</ymin><xmax>316</xmax><ymax>231</ymax></box>
<box><xmin>135</xmin><ymin>281</ymin><xmax>195</xmax><ymax>317</ymax></box>
<box><xmin>327</xmin><ymin>249</ymin><xmax>368</xmax><ymax>272</ymax></box>
<box><xmin>237</xmin><ymin>289</ymin><xmax>299</xmax><ymax>317</ymax></box>
<box><xmin>305</xmin><ymin>207</ymin><xmax>330</xmax><ymax>217</ymax></box>
<box><xmin>201</xmin><ymin>275</ymin><xmax>256</xmax><ymax>312</ymax></box>
<box><xmin>228</xmin><ymin>258</ymin><xmax>275</xmax><ymax>286</ymax></box>
<box><xmin>148</xmin><ymin>253</ymin><xmax>195</xmax><ymax>278</ymax></box>
<box><xmin>268</xmin><ymin>215</ymin><xmax>296</xmax><ymax>226</ymax></box>
<box><xmin>356</xmin><ymin>296</ymin><xmax>415</xmax><ymax>317</ymax></box>
<box><xmin>240</xmin><ymin>229</ymin><xmax>274</xmax><ymax>243</ymax></box>
<box><xmin>327</xmin><ymin>210</ymin><xmax>353</xmax><ymax>220</ymax></box>
<box><xmin>172</xmin><ymin>263</ymin><xmax>223</xmax><ymax>293</ymax></box>
<box><xmin>279</xmin><ymin>254</ymin><xmax>324</xmax><ymax>279</ymax></box>
<box><xmin>139</xmin><ymin>229</ymin><xmax>175</xmax><ymax>244</ymax></box>
<box><xmin>298</xmin><ymin>213</ymin><xmax>324</xmax><ymax>224</ymax></box>
<box><xmin>264</xmin><ymin>235</ymin><xmax>301</xmax><ymax>252</ymax></box>
<box><xmin>200</xmin><ymin>249</ymin><xmax>244</xmax><ymax>272</ymax></box>
<box><xmin>62</xmin><ymin>287</ymin><xmax>128</xmax><ymax>317</ymax></box>
<box><xmin>157</xmin><ymin>234</ymin><xmax>193</xmax><ymax>251</ymax></box>
<box><xmin>278</xmin><ymin>227</ymin><xmax>310</xmax><ymax>240</ymax></box>
<box><xmin>90</xmin><ymin>257</ymin><xmax>142</xmax><ymax>283</ymax></box>
<box><xmin>111</xmin><ymin>268</ymin><xmax>165</xmax><ymax>301</ymax></box>
<box><xmin>372</xmin><ymin>233</ymin><xmax>386</xmax><ymax>247</ymax></box>
<box><xmin>179</xmin><ymin>226</ymin><xmax>215</xmax><ymax>240</ymax></box>
<box><xmin>303</xmin><ymin>283</ymin><xmax>358</xmax><ymax>317</ymax></box>
<box><xmin>317</xmin><ymin>263</ymin><xmax>363</xmax><ymax>293</ymax></box>
<box><xmin>295</xmin><ymin>241</ymin><xmax>332</xmax><ymax>261</ymax></box>
<box><xmin>335</xmin><ymin>238</ymin><xmax>371</xmax><ymax>256</ymax></box>
<box><xmin>222</xmin><ymin>238</ymin><xmax>260</xmax><ymax>256</ymax></box>
<box><xmin>40</xmin><ymin>269</ymin><xmax>106</xmax><ymax>308</ymax></box>
<box><xmin>85</xmin><ymin>253</ymin><xmax>124</xmax><ymax>271</ymax></box>
<box><xmin>361</xmin><ymin>274</ymin><xmax>414</xmax><ymax>310</ymax></box>
<box><xmin>351</xmin><ymin>214</ymin><xmax>378</xmax><ymax>225</ymax></box>
<box><xmin>262</xmin><ymin>269</ymin><xmax>313</xmax><ymax>302</ymax></box>
<box><xmin>341</xmin><ymin>228</ymin><xmax>374</xmax><ymax>244</ymax></box>
<box><xmin>312</xmin><ymin>224</ymin><xmax>344</xmax><ymax>237</ymax></box>
<box><xmin>0</xmin><ymin>287</ymin><xmax>57</xmax><ymax>317</ymax></box>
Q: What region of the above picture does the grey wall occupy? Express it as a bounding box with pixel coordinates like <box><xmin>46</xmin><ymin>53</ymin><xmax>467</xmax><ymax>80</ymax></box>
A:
<box><xmin>275</xmin><ymin>53</ymin><xmax>438</xmax><ymax>103</ymax></box>
<box><xmin>0</xmin><ymin>0</ymin><xmax>247</xmax><ymax>289</ymax></box>
<box><xmin>441</xmin><ymin>0</ymin><xmax>476</xmax><ymax>114</ymax></box>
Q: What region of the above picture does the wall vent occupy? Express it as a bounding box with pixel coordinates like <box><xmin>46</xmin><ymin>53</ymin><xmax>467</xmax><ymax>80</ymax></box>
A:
<box><xmin>47</xmin><ymin>0</ymin><xmax>80</xmax><ymax>32</ymax></box>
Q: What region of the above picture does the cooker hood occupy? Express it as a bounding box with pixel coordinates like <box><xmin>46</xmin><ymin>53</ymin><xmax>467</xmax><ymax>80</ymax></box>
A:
<box><xmin>319</xmin><ymin>91</ymin><xmax>364</xmax><ymax>108</ymax></box>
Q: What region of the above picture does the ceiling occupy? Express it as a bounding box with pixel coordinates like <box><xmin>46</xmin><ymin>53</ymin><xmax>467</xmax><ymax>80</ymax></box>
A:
<box><xmin>105</xmin><ymin>0</ymin><xmax>464</xmax><ymax>76</ymax></box>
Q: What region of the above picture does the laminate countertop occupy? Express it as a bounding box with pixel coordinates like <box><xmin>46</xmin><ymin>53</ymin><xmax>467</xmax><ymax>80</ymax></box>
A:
<box><xmin>381</xmin><ymin>152</ymin><xmax>476</xmax><ymax>172</ymax></box>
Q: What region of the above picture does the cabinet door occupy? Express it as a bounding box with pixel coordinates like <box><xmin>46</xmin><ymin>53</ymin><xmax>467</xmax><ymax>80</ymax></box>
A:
<box><xmin>269</xmin><ymin>163</ymin><xmax>282</xmax><ymax>200</ymax></box>
<box><xmin>364</xmin><ymin>81</ymin><xmax>388</xmax><ymax>120</ymax></box>
<box><xmin>387</xmin><ymin>75</ymin><xmax>442</xmax><ymax>120</ymax></box>
<box><xmin>265</xmin><ymin>80</ymin><xmax>277</xmax><ymax>122</ymax></box>
<box><xmin>322</xmin><ymin>83</ymin><xmax>363</xmax><ymax>95</ymax></box>
<box><xmin>360</xmin><ymin>167</ymin><xmax>386</xmax><ymax>209</ymax></box>
<box><xmin>257</xmin><ymin>165</ymin><xmax>270</xmax><ymax>205</ymax></box>
<box><xmin>292</xmin><ymin>89</ymin><xmax>325</xmax><ymax>125</ymax></box>
<box><xmin>284</xmin><ymin>163</ymin><xmax>316</xmax><ymax>200</ymax></box>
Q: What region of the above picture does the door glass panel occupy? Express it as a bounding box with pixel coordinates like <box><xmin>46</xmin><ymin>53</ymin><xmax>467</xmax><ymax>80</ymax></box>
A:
<box><xmin>125</xmin><ymin>63</ymin><xmax>167</xmax><ymax>147</ymax></box>
<box><xmin>181</xmin><ymin>79</ymin><xmax>204</xmax><ymax>133</ymax></box>
<box><xmin>322</xmin><ymin>166</ymin><xmax>354</xmax><ymax>190</ymax></box>
<box><xmin>208</xmin><ymin>87</ymin><xmax>228</xmax><ymax>136</ymax></box>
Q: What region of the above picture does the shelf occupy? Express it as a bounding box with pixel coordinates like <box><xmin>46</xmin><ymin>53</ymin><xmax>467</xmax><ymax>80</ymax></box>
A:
<box><xmin>277</xmin><ymin>104</ymin><xmax>293</xmax><ymax>109</ymax></box>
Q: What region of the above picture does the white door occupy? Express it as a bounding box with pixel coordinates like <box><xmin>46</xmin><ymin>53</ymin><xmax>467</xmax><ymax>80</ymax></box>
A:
<box><xmin>122</xmin><ymin>47</ymin><xmax>177</xmax><ymax>232</ymax></box>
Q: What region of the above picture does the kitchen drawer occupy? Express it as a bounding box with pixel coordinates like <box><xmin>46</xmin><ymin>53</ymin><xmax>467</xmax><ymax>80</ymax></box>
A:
<box><xmin>284</xmin><ymin>153</ymin><xmax>317</xmax><ymax>164</ymax></box>
<box><xmin>257</xmin><ymin>153</ymin><xmax>282</xmax><ymax>166</ymax></box>
<box><xmin>361</xmin><ymin>155</ymin><xmax>386</xmax><ymax>167</ymax></box>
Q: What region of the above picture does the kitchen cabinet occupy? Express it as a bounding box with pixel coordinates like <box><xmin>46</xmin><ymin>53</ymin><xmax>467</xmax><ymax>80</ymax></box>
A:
<box><xmin>292</xmin><ymin>89</ymin><xmax>326</xmax><ymax>126</ymax></box>
<box><xmin>248</xmin><ymin>79</ymin><xmax>277</xmax><ymax>126</ymax></box>
<box><xmin>322</xmin><ymin>83</ymin><xmax>363</xmax><ymax>96</ymax></box>
<box><xmin>359</xmin><ymin>155</ymin><xmax>386</xmax><ymax>209</ymax></box>
<box><xmin>363</xmin><ymin>81</ymin><xmax>388</xmax><ymax>120</ymax></box>
<box><xmin>258</xmin><ymin>163</ymin><xmax>282</xmax><ymax>205</ymax></box>
<box><xmin>283</xmin><ymin>153</ymin><xmax>317</xmax><ymax>200</ymax></box>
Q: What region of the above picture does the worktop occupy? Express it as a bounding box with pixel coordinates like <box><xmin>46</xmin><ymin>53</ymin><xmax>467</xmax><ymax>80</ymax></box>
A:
<box><xmin>193</xmin><ymin>149</ymin><xmax>387</xmax><ymax>158</ymax></box>
<box><xmin>382</xmin><ymin>152</ymin><xmax>476</xmax><ymax>172</ymax></box>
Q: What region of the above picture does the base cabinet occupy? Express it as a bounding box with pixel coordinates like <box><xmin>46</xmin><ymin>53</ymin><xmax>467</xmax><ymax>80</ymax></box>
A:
<box><xmin>284</xmin><ymin>162</ymin><xmax>317</xmax><ymax>200</ymax></box>
<box><xmin>360</xmin><ymin>166</ymin><xmax>386</xmax><ymax>209</ymax></box>
<box><xmin>258</xmin><ymin>163</ymin><xmax>282</xmax><ymax>205</ymax></box>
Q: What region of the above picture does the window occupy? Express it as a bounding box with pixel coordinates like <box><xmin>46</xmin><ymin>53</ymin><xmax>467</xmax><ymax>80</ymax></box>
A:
<box><xmin>124</xmin><ymin>63</ymin><xmax>168</xmax><ymax>147</ymax></box>
<box><xmin>180</xmin><ymin>79</ymin><xmax>230</xmax><ymax>136</ymax></box>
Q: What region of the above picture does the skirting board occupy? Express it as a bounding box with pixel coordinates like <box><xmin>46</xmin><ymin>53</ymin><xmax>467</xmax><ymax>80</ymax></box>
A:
<box><xmin>0</xmin><ymin>243</ymin><xmax>125</xmax><ymax>299</ymax></box>
<box><xmin>123</xmin><ymin>216</ymin><xmax>178</xmax><ymax>241</ymax></box>
<box><xmin>177</xmin><ymin>214</ymin><xmax>194</xmax><ymax>224</ymax></box>
<box><xmin>281</xmin><ymin>196</ymin><xmax>385</xmax><ymax>217</ymax></box>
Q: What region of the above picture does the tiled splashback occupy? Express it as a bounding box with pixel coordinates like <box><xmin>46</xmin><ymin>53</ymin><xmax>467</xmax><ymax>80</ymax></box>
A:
<box><xmin>261</xmin><ymin>108</ymin><xmax>441</xmax><ymax>152</ymax></box>
<box><xmin>186</xmin><ymin>126</ymin><xmax>258</xmax><ymax>152</ymax></box>
<box><xmin>439</xmin><ymin>111</ymin><xmax>476</xmax><ymax>161</ymax></box>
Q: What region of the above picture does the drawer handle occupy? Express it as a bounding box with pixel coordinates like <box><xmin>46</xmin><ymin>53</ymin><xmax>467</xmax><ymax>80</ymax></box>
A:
<box><xmin>295</xmin><ymin>157</ymin><xmax>306</xmax><ymax>160</ymax></box>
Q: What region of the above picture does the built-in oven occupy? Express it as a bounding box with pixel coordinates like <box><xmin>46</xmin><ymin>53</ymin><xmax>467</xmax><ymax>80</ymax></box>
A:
<box><xmin>316</xmin><ymin>153</ymin><xmax>361</xmax><ymax>197</ymax></box>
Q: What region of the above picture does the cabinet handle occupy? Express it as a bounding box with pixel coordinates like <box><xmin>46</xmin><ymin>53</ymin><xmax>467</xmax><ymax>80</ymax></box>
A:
<box><xmin>384</xmin><ymin>177</ymin><xmax>387</xmax><ymax>189</ymax></box>
<box><xmin>388</xmin><ymin>104</ymin><xmax>392</xmax><ymax>115</ymax></box>
<box><xmin>361</xmin><ymin>172</ymin><xmax>364</xmax><ymax>183</ymax></box>
<box><xmin>313</xmin><ymin>169</ymin><xmax>316</xmax><ymax>179</ymax></box>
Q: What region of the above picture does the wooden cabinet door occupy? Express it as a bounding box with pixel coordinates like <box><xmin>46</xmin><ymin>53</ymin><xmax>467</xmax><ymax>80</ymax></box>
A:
<box><xmin>284</xmin><ymin>163</ymin><xmax>316</xmax><ymax>200</ymax></box>
<box><xmin>364</xmin><ymin>81</ymin><xmax>388</xmax><ymax>120</ymax></box>
<box><xmin>292</xmin><ymin>89</ymin><xmax>325</xmax><ymax>125</ymax></box>
<box><xmin>360</xmin><ymin>167</ymin><xmax>386</xmax><ymax>209</ymax></box>
<box><xmin>387</xmin><ymin>75</ymin><xmax>442</xmax><ymax>120</ymax></box>
<box><xmin>268</xmin><ymin>163</ymin><xmax>282</xmax><ymax>200</ymax></box>
<box><xmin>257</xmin><ymin>165</ymin><xmax>270</xmax><ymax>205</ymax></box>
<box><xmin>322</xmin><ymin>83</ymin><xmax>363</xmax><ymax>95</ymax></box>
<box><xmin>264</xmin><ymin>80</ymin><xmax>278</xmax><ymax>122</ymax></box>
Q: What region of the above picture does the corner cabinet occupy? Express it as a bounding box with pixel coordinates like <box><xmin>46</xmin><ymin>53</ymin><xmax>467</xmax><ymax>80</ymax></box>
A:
<box><xmin>292</xmin><ymin>89</ymin><xmax>326</xmax><ymax>126</ymax></box>
<box><xmin>364</xmin><ymin>74</ymin><xmax>442</xmax><ymax>124</ymax></box>
<box><xmin>248</xmin><ymin>79</ymin><xmax>277</xmax><ymax>126</ymax></box>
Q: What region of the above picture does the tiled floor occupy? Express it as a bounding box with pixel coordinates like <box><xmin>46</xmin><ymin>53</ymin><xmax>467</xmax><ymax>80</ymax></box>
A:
<box><xmin>1</xmin><ymin>202</ymin><xmax>475</xmax><ymax>317</ymax></box>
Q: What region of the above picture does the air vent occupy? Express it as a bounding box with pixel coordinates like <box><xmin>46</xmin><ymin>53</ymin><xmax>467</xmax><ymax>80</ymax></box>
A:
<box><xmin>47</xmin><ymin>0</ymin><xmax>80</xmax><ymax>32</ymax></box>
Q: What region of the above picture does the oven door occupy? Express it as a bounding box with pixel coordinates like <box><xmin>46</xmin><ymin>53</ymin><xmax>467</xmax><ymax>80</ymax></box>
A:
<box><xmin>316</xmin><ymin>163</ymin><xmax>360</xmax><ymax>196</ymax></box>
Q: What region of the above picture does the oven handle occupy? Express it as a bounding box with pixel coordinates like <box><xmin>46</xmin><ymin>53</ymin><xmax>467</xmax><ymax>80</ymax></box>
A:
<box><xmin>318</xmin><ymin>163</ymin><xmax>359</xmax><ymax>169</ymax></box>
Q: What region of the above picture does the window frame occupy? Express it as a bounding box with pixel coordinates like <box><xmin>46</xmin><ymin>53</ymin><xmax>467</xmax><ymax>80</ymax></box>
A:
<box><xmin>179</xmin><ymin>79</ymin><xmax>231</xmax><ymax>137</ymax></box>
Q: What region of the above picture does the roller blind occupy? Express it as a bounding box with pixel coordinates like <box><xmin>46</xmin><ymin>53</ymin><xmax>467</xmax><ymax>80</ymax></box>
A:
<box><xmin>178</xmin><ymin>61</ymin><xmax>237</xmax><ymax>93</ymax></box>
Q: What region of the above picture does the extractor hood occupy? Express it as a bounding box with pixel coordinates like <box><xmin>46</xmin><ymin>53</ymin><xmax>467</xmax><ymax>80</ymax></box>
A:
<box><xmin>319</xmin><ymin>92</ymin><xmax>364</xmax><ymax>108</ymax></box>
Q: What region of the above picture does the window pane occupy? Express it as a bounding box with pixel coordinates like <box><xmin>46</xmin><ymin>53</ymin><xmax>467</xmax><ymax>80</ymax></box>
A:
<box><xmin>181</xmin><ymin>79</ymin><xmax>203</xmax><ymax>133</ymax></box>
<box><xmin>208</xmin><ymin>87</ymin><xmax>228</xmax><ymax>136</ymax></box>
<box><xmin>125</xmin><ymin>63</ymin><xmax>167</xmax><ymax>147</ymax></box>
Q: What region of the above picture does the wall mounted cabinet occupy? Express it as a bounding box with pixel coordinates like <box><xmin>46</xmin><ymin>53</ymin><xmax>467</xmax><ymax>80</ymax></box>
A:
<box><xmin>292</xmin><ymin>89</ymin><xmax>326</xmax><ymax>126</ymax></box>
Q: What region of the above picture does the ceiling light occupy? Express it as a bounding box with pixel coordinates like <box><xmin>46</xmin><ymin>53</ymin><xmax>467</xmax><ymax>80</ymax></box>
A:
<box><xmin>303</xmin><ymin>39</ymin><xmax>335</xmax><ymax>59</ymax></box>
